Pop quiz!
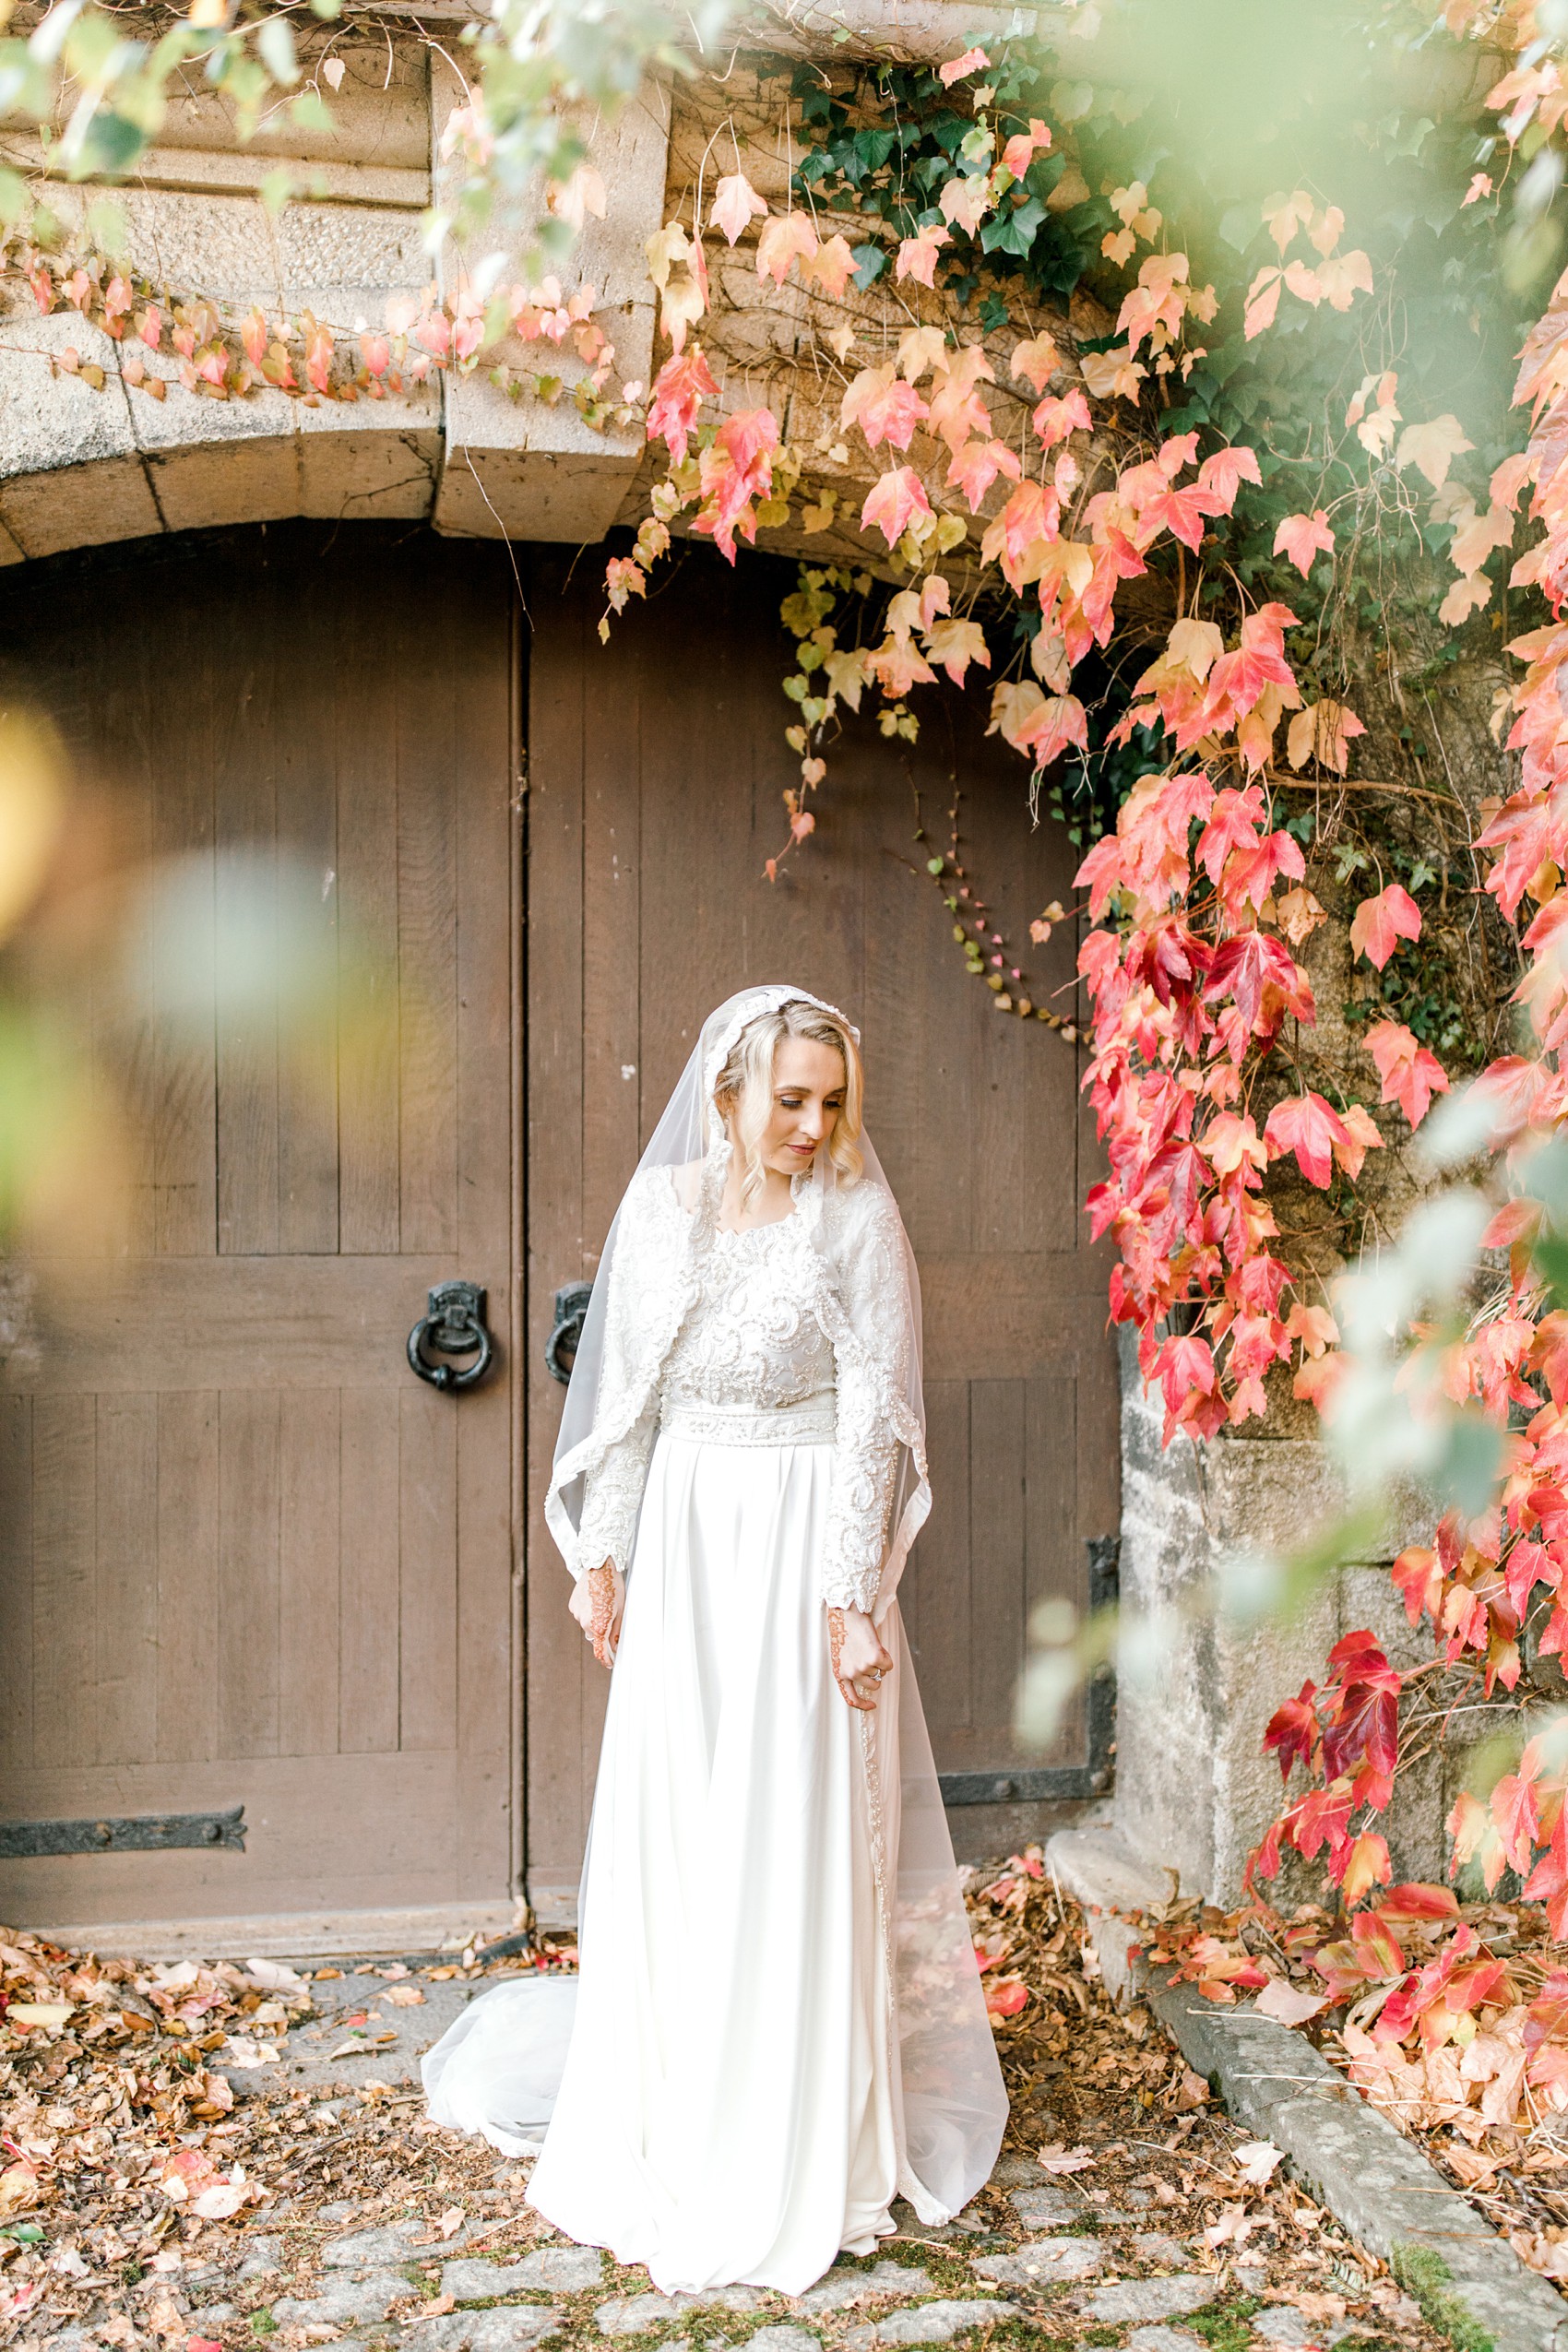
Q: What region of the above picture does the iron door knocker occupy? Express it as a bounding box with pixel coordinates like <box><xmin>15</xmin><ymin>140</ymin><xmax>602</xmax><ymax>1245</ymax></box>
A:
<box><xmin>408</xmin><ymin>1279</ymin><xmax>495</xmax><ymax>1393</ymax></box>
<box><xmin>545</xmin><ymin>1280</ymin><xmax>592</xmax><ymax>1384</ymax></box>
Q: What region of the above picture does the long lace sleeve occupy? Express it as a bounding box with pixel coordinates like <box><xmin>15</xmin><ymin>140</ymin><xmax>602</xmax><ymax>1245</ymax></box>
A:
<box><xmin>576</xmin><ymin>1400</ymin><xmax>658</xmax><ymax>1578</ymax></box>
<box><xmin>565</xmin><ymin>1174</ymin><xmax>665</xmax><ymax>1579</ymax></box>
<box><xmin>819</xmin><ymin>1187</ymin><xmax>911</xmax><ymax>1613</ymax></box>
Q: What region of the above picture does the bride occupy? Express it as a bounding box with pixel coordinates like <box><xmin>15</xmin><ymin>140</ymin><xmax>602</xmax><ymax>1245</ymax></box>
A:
<box><xmin>423</xmin><ymin>986</ymin><xmax>1006</xmax><ymax>2294</ymax></box>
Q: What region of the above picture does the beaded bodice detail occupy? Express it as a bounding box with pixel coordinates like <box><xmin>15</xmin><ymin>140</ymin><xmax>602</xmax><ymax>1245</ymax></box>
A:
<box><xmin>659</xmin><ymin>1216</ymin><xmax>836</xmax><ymax>1421</ymax></box>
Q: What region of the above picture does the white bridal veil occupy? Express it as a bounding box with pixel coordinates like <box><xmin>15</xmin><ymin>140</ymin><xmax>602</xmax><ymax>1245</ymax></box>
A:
<box><xmin>425</xmin><ymin>985</ymin><xmax>1006</xmax><ymax>2222</ymax></box>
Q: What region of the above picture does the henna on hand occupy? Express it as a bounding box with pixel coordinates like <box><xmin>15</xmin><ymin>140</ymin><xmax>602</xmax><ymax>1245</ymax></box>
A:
<box><xmin>827</xmin><ymin>1604</ymin><xmax>885</xmax><ymax>1710</ymax></box>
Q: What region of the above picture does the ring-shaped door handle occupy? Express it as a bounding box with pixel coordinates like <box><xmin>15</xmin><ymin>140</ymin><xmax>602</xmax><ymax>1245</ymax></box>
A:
<box><xmin>545</xmin><ymin>1281</ymin><xmax>592</xmax><ymax>1384</ymax></box>
<box><xmin>408</xmin><ymin>1279</ymin><xmax>494</xmax><ymax>1394</ymax></box>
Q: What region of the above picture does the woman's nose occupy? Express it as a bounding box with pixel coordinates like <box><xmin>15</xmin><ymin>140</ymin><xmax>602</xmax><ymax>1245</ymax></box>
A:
<box><xmin>799</xmin><ymin>1104</ymin><xmax>826</xmax><ymax>1138</ymax></box>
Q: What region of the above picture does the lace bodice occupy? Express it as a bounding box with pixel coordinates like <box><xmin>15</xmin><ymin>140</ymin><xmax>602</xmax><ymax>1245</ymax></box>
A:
<box><xmin>570</xmin><ymin>1168</ymin><xmax>911</xmax><ymax>1613</ymax></box>
<box><xmin>660</xmin><ymin>1215</ymin><xmax>836</xmax><ymax>1420</ymax></box>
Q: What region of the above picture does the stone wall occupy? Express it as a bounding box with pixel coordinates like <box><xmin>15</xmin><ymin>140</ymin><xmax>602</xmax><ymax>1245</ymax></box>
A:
<box><xmin>0</xmin><ymin>1</ymin><xmax>1071</xmax><ymax>564</ymax></box>
<box><xmin>1110</xmin><ymin>1325</ymin><xmax>1523</xmax><ymax>1907</ymax></box>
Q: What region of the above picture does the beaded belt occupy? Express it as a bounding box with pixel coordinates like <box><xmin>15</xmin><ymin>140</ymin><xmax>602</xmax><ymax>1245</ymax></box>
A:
<box><xmin>659</xmin><ymin>1393</ymin><xmax>837</xmax><ymax>1446</ymax></box>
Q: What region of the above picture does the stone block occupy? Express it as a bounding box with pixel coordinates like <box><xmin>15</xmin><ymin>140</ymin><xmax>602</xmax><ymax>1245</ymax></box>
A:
<box><xmin>321</xmin><ymin>2219</ymin><xmax>425</xmax><ymax>2266</ymax></box>
<box><xmin>420</xmin><ymin>2309</ymin><xmax>564</xmax><ymax>2351</ymax></box>
<box><xmin>595</xmin><ymin>2288</ymin><xmax>766</xmax><ymax>2334</ymax></box>
<box><xmin>1007</xmin><ymin>2183</ymin><xmax>1088</xmax><ymax>2230</ymax></box>
<box><xmin>870</xmin><ymin>2301</ymin><xmax>1017</xmax><ymax>2344</ymax></box>
<box><xmin>1079</xmin><ymin>2278</ymin><xmax>1219</xmax><ymax>2325</ymax></box>
<box><xmin>1110</xmin><ymin>1328</ymin><xmax>1451</xmax><ymax>1905</ymax></box>
<box><xmin>794</xmin><ymin>2263</ymin><xmax>933</xmax><ymax>2314</ymax></box>
<box><xmin>431</xmin><ymin>60</ymin><xmax>664</xmax><ymax>548</ymax></box>
<box><xmin>443</xmin><ymin>2250</ymin><xmax>600</xmax><ymax>2300</ymax></box>
<box><xmin>271</xmin><ymin>2267</ymin><xmax>413</xmax><ymax>2325</ymax></box>
<box><xmin>971</xmin><ymin>2238</ymin><xmax>1100</xmax><ymax>2284</ymax></box>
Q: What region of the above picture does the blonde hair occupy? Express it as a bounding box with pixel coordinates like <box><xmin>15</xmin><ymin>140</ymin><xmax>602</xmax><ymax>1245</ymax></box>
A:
<box><xmin>713</xmin><ymin>998</ymin><xmax>864</xmax><ymax>1208</ymax></box>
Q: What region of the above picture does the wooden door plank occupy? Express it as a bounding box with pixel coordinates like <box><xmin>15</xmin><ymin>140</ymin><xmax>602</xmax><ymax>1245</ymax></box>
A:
<box><xmin>901</xmin><ymin>1377</ymin><xmax>972</xmax><ymax>1743</ymax></box>
<box><xmin>457</xmin><ymin>1379</ymin><xmax>514</xmax><ymax>1895</ymax></box>
<box><xmin>157</xmin><ymin>1391</ymin><xmax>220</xmax><ymax>1764</ymax></box>
<box><xmin>337</xmin><ymin>566</ymin><xmax>401</xmax><ymax>1256</ymax></box>
<box><xmin>338</xmin><ymin>1385</ymin><xmax>401</xmax><ymax>1753</ymax></box>
<box><xmin>151</xmin><ymin>582</ymin><xmax>219</xmax><ymax>1257</ymax></box>
<box><xmin>398</xmin><ymin>1382</ymin><xmax>457</xmax><ymax>1752</ymax></box>
<box><xmin>1027</xmin><ymin>1365</ymin><xmax>1083</xmax><ymax>1759</ymax></box>
<box><xmin>94</xmin><ymin>1393</ymin><xmax>159</xmax><ymax>1766</ymax></box>
<box><xmin>397</xmin><ymin>561</ymin><xmax>460</xmax><ymax>1257</ymax></box>
<box><xmin>0</xmin><ymin>1396</ymin><xmax>32</xmax><ymax>1776</ymax></box>
<box><xmin>580</xmin><ymin>580</ymin><xmax>643</xmax><ymax>1256</ymax></box>
<box><xmin>453</xmin><ymin>550</ymin><xmax>516</xmax><ymax>1265</ymax></box>
<box><xmin>3</xmin><ymin>1254</ymin><xmax>473</xmax><ymax>1391</ymax></box>
<box><xmin>215</xmin><ymin>558</ymin><xmax>281</xmax><ymax>1256</ymax></box>
<box><xmin>964</xmin><ymin>1376</ymin><xmax>1027</xmax><ymax>1772</ymax></box>
<box><xmin>0</xmin><ymin>1750</ymin><xmax>465</xmax><ymax>1925</ymax></box>
<box><xmin>218</xmin><ymin>1389</ymin><xmax>281</xmax><ymax>1758</ymax></box>
<box><xmin>524</xmin><ymin>552</ymin><xmax>599</xmax><ymax>1894</ymax></box>
<box><xmin>106</xmin><ymin>612</ymin><xmax>158</xmax><ymax>1260</ymax></box>
<box><xmin>275</xmin><ymin>555</ymin><xmax>341</xmax><ymax>1257</ymax></box>
<box><xmin>279</xmin><ymin>1389</ymin><xmax>341</xmax><ymax>1757</ymax></box>
<box><xmin>449</xmin><ymin>550</ymin><xmax>517</xmax><ymax>1895</ymax></box>
<box><xmin>30</xmin><ymin>1395</ymin><xmax>96</xmax><ymax>1773</ymax></box>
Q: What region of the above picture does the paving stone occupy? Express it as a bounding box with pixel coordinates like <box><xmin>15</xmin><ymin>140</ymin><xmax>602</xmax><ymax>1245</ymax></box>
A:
<box><xmin>971</xmin><ymin>2239</ymin><xmax>1102</xmax><ymax>2286</ymax></box>
<box><xmin>1126</xmin><ymin>2331</ymin><xmax>1208</xmax><ymax>2352</ymax></box>
<box><xmin>1251</xmin><ymin>2314</ymin><xmax>1327</xmax><ymax>2347</ymax></box>
<box><xmin>1127</xmin><ymin>2232</ymin><xmax>1194</xmax><ymax>2264</ymax></box>
<box><xmin>322</xmin><ymin>2219</ymin><xmax>426</xmax><ymax>2268</ymax></box>
<box><xmin>188</xmin><ymin>2302</ymin><xmax>238</xmax><ymax>2324</ymax></box>
<box><xmin>794</xmin><ymin>2264</ymin><xmax>933</xmax><ymax>2315</ymax></box>
<box><xmin>418</xmin><ymin>2309</ymin><xmax>565</xmax><ymax>2350</ymax></box>
<box><xmin>271</xmin><ymin>2267</ymin><xmax>415</xmax><ymax>2325</ymax></box>
<box><xmin>742</xmin><ymin>2329</ymin><xmax>822</xmax><ymax>2352</ymax></box>
<box><xmin>461</xmin><ymin>2248</ymin><xmax>603</xmax><ymax>2293</ymax></box>
<box><xmin>986</xmin><ymin>2155</ymin><xmax>1044</xmax><ymax>2190</ymax></box>
<box><xmin>1006</xmin><ymin>2185</ymin><xmax>1084</xmax><ymax>2230</ymax></box>
<box><xmin>442</xmin><ymin>2253</ymin><xmax>601</xmax><ymax>2302</ymax></box>
<box><xmin>870</xmin><ymin>2299</ymin><xmax>1018</xmax><ymax>2343</ymax></box>
<box><xmin>595</xmin><ymin>2288</ymin><xmax>766</xmax><ymax>2334</ymax></box>
<box><xmin>236</xmin><ymin>2235</ymin><xmax>285</xmax><ymax>2279</ymax></box>
<box><xmin>1082</xmin><ymin>2278</ymin><xmax>1220</xmax><ymax>2325</ymax></box>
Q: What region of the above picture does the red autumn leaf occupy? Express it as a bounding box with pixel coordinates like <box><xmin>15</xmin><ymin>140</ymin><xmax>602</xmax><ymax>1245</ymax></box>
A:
<box><xmin>861</xmin><ymin>466</ymin><xmax>932</xmax><ymax>549</ymax></box>
<box><xmin>709</xmin><ymin>172</ymin><xmax>768</xmax><ymax>245</ymax></box>
<box><xmin>1273</xmin><ymin>509</ymin><xmax>1336</xmax><ymax>578</ymax></box>
<box><xmin>1334</xmin><ymin>1830</ymin><xmax>1393</xmax><ymax>1907</ymax></box>
<box><xmin>1375</xmin><ymin>1881</ymin><xmax>1461</xmax><ymax>1925</ymax></box>
<box><xmin>983</xmin><ymin>1973</ymin><xmax>1029</xmax><ymax>2022</ymax></box>
<box><xmin>1195</xmin><ymin>443</ymin><xmax>1262</xmax><ymax>512</ymax></box>
<box><xmin>1492</xmin><ymin>1770</ymin><xmax>1541</xmax><ymax>1871</ymax></box>
<box><xmin>1264</xmin><ymin>1681</ymin><xmax>1319</xmax><ymax>1779</ymax></box>
<box><xmin>938</xmin><ymin>44</ymin><xmax>990</xmax><ymax>84</ymax></box>
<box><xmin>1526</xmin><ymin>1848</ymin><xmax>1568</xmax><ymax>1940</ymax></box>
<box><xmin>1391</xmin><ymin>1544</ymin><xmax>1443</xmax><ymax>1624</ymax></box>
<box><xmin>645</xmin><ymin>346</ymin><xmax>719</xmax><ymax>464</ymax></box>
<box><xmin>1364</xmin><ymin>1018</ymin><xmax>1449</xmax><ymax>1127</ymax></box>
<box><xmin>1264</xmin><ymin>1092</ymin><xmax>1350</xmax><ymax>1189</ymax></box>
<box><xmin>1349</xmin><ymin>884</ymin><xmax>1422</xmax><ymax>971</ymax></box>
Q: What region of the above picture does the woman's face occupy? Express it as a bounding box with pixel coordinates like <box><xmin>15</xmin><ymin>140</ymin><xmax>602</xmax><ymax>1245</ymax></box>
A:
<box><xmin>750</xmin><ymin>1037</ymin><xmax>846</xmax><ymax>1176</ymax></box>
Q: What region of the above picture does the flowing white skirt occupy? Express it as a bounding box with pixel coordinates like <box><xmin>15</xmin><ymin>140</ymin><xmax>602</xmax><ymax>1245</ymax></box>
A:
<box><xmin>422</xmin><ymin>1430</ymin><xmax>1005</xmax><ymax>2296</ymax></box>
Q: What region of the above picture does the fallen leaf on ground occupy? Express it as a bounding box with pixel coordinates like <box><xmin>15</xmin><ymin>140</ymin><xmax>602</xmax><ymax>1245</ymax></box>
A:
<box><xmin>1036</xmin><ymin>2142</ymin><xmax>1094</xmax><ymax>2174</ymax></box>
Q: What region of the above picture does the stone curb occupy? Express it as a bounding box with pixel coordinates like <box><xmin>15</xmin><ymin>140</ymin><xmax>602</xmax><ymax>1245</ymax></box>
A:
<box><xmin>1047</xmin><ymin>1828</ymin><xmax>1568</xmax><ymax>2352</ymax></box>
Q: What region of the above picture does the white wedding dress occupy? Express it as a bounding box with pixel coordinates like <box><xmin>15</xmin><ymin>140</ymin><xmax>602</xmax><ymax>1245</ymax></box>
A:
<box><xmin>422</xmin><ymin>991</ymin><xmax>1005</xmax><ymax>2296</ymax></box>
